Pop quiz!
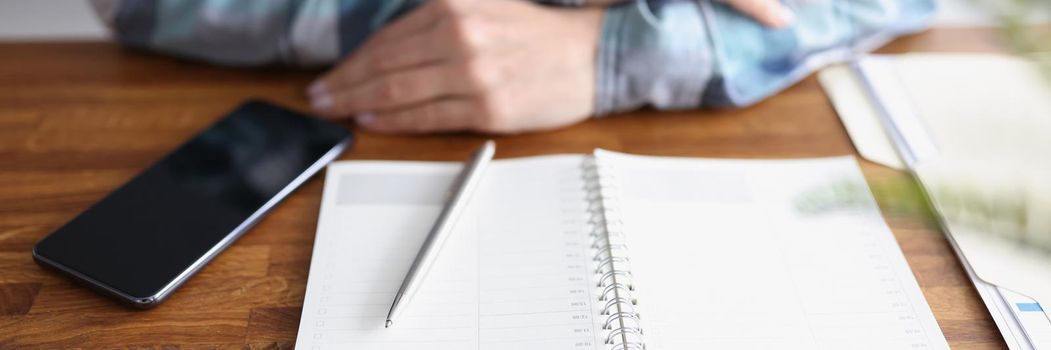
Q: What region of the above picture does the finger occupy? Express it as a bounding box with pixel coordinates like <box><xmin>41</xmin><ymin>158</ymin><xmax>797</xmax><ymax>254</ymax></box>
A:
<box><xmin>356</xmin><ymin>99</ymin><xmax>481</xmax><ymax>134</ymax></box>
<box><xmin>312</xmin><ymin>31</ymin><xmax>451</xmax><ymax>95</ymax></box>
<box><xmin>724</xmin><ymin>0</ymin><xmax>794</xmax><ymax>28</ymax></box>
<box><xmin>313</xmin><ymin>64</ymin><xmax>475</xmax><ymax>117</ymax></box>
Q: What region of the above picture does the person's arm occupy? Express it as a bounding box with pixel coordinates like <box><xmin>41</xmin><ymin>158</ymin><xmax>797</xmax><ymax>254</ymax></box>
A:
<box><xmin>300</xmin><ymin>0</ymin><xmax>935</xmax><ymax>134</ymax></box>
<box><xmin>89</xmin><ymin>0</ymin><xmax>792</xmax><ymax>68</ymax></box>
<box><xmin>596</xmin><ymin>0</ymin><xmax>936</xmax><ymax>115</ymax></box>
<box><xmin>88</xmin><ymin>0</ymin><xmax>618</xmax><ymax>67</ymax></box>
<box><xmin>90</xmin><ymin>0</ymin><xmax>420</xmax><ymax>67</ymax></box>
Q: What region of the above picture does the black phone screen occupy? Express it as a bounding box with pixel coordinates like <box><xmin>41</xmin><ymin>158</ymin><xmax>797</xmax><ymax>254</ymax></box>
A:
<box><xmin>33</xmin><ymin>100</ymin><xmax>352</xmax><ymax>305</ymax></box>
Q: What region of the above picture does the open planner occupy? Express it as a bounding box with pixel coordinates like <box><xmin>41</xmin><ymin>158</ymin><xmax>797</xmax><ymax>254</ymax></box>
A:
<box><xmin>295</xmin><ymin>150</ymin><xmax>949</xmax><ymax>349</ymax></box>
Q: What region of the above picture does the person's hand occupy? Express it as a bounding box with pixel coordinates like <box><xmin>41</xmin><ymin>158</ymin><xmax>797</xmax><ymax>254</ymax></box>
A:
<box><xmin>307</xmin><ymin>0</ymin><xmax>603</xmax><ymax>134</ymax></box>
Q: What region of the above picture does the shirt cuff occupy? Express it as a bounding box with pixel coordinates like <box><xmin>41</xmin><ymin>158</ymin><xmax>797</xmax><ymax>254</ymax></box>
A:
<box><xmin>594</xmin><ymin>1</ymin><xmax>713</xmax><ymax>116</ymax></box>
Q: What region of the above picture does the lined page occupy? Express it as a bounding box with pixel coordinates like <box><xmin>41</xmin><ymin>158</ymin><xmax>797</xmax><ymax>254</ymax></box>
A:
<box><xmin>295</xmin><ymin>156</ymin><xmax>605</xmax><ymax>350</ymax></box>
<box><xmin>596</xmin><ymin>150</ymin><xmax>948</xmax><ymax>349</ymax></box>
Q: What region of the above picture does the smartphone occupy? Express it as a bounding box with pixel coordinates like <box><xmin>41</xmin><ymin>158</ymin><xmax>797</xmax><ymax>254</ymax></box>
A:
<box><xmin>33</xmin><ymin>100</ymin><xmax>353</xmax><ymax>308</ymax></box>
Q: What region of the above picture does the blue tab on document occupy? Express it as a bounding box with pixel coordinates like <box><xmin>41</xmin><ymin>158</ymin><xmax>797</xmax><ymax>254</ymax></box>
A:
<box><xmin>1017</xmin><ymin>303</ymin><xmax>1044</xmax><ymax>312</ymax></box>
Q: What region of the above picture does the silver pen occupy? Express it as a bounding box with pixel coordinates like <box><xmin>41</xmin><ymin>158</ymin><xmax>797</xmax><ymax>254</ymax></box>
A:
<box><xmin>385</xmin><ymin>140</ymin><xmax>496</xmax><ymax>328</ymax></box>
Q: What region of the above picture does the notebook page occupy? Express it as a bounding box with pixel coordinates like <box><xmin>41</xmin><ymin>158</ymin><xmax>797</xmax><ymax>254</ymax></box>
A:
<box><xmin>296</xmin><ymin>156</ymin><xmax>606</xmax><ymax>350</ymax></box>
<box><xmin>595</xmin><ymin>150</ymin><xmax>948</xmax><ymax>349</ymax></box>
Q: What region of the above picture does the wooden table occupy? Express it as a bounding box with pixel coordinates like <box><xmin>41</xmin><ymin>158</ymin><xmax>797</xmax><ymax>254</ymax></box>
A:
<box><xmin>0</xmin><ymin>28</ymin><xmax>1009</xmax><ymax>348</ymax></box>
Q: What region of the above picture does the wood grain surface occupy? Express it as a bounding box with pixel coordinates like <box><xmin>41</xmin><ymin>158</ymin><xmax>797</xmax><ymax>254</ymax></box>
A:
<box><xmin>0</xmin><ymin>28</ymin><xmax>1009</xmax><ymax>349</ymax></box>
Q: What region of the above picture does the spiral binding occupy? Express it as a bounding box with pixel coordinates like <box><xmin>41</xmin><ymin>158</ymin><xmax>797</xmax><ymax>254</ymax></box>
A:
<box><xmin>581</xmin><ymin>156</ymin><xmax>645</xmax><ymax>350</ymax></box>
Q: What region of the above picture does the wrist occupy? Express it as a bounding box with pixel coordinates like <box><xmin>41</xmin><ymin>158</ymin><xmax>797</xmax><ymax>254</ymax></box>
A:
<box><xmin>593</xmin><ymin>2</ymin><xmax>714</xmax><ymax>116</ymax></box>
<box><xmin>563</xmin><ymin>7</ymin><xmax>605</xmax><ymax>117</ymax></box>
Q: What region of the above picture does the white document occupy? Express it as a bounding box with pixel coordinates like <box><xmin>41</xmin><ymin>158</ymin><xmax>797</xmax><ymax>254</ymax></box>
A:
<box><xmin>817</xmin><ymin>64</ymin><xmax>906</xmax><ymax>169</ymax></box>
<box><xmin>818</xmin><ymin>53</ymin><xmax>1051</xmax><ymax>348</ymax></box>
<box><xmin>296</xmin><ymin>151</ymin><xmax>949</xmax><ymax>349</ymax></box>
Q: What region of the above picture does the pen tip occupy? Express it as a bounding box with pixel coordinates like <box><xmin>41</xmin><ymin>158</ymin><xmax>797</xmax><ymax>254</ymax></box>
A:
<box><xmin>385</xmin><ymin>320</ymin><xmax>392</xmax><ymax>328</ymax></box>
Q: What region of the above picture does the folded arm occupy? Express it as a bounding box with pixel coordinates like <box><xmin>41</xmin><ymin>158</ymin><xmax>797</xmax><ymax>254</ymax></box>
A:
<box><xmin>95</xmin><ymin>0</ymin><xmax>936</xmax><ymax>134</ymax></box>
<box><xmin>90</xmin><ymin>0</ymin><xmax>610</xmax><ymax>67</ymax></box>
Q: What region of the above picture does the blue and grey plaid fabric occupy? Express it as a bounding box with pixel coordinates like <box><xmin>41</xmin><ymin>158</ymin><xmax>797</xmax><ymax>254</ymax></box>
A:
<box><xmin>97</xmin><ymin>0</ymin><xmax>935</xmax><ymax>115</ymax></box>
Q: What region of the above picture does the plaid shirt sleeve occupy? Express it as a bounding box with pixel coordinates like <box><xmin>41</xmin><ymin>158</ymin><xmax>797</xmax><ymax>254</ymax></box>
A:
<box><xmin>594</xmin><ymin>0</ymin><xmax>936</xmax><ymax>115</ymax></box>
<box><xmin>93</xmin><ymin>0</ymin><xmax>419</xmax><ymax>67</ymax></box>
